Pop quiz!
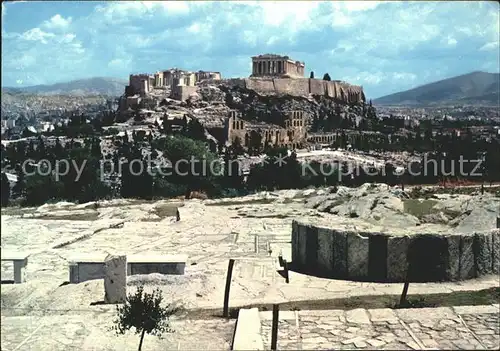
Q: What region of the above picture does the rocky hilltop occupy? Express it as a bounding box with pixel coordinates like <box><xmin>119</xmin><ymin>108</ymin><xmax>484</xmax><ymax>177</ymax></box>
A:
<box><xmin>190</xmin><ymin>80</ymin><xmax>366</xmax><ymax>129</ymax></box>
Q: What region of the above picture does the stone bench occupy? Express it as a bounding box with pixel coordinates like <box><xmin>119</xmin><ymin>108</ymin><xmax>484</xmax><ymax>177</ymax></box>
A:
<box><xmin>68</xmin><ymin>253</ymin><xmax>187</xmax><ymax>283</ymax></box>
<box><xmin>1</xmin><ymin>250</ymin><xmax>29</xmax><ymax>283</ymax></box>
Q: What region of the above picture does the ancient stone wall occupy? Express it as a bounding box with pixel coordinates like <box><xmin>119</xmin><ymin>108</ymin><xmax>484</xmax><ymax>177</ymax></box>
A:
<box><xmin>273</xmin><ymin>78</ymin><xmax>299</xmax><ymax>95</ymax></box>
<box><xmin>245</xmin><ymin>78</ymin><xmax>275</xmax><ymax>93</ymax></box>
<box><xmin>221</xmin><ymin>78</ymin><xmax>364</xmax><ymax>104</ymax></box>
<box><xmin>283</xmin><ymin>78</ymin><xmax>310</xmax><ymax>96</ymax></box>
<box><xmin>291</xmin><ymin>221</ymin><xmax>500</xmax><ymax>282</ymax></box>
<box><xmin>325</xmin><ymin>81</ymin><xmax>339</xmax><ymax>99</ymax></box>
<box><xmin>171</xmin><ymin>85</ymin><xmax>197</xmax><ymax>101</ymax></box>
<box><xmin>309</xmin><ymin>79</ymin><xmax>326</xmax><ymax>96</ymax></box>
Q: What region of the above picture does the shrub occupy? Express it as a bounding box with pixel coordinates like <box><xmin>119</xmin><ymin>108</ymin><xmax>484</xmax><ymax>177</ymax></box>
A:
<box><xmin>114</xmin><ymin>285</ymin><xmax>179</xmax><ymax>351</ymax></box>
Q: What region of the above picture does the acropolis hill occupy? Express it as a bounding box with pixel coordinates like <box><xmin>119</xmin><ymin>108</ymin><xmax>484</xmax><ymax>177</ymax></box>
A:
<box><xmin>122</xmin><ymin>54</ymin><xmax>365</xmax><ymax>105</ymax></box>
<box><xmin>118</xmin><ymin>54</ymin><xmax>367</xmax><ymax>150</ymax></box>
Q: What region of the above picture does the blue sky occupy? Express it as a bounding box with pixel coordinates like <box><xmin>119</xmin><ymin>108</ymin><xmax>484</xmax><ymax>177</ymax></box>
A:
<box><xmin>2</xmin><ymin>1</ymin><xmax>499</xmax><ymax>98</ymax></box>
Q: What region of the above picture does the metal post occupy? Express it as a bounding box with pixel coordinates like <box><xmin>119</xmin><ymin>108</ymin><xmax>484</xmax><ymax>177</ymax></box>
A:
<box><xmin>271</xmin><ymin>304</ymin><xmax>279</xmax><ymax>350</ymax></box>
<box><xmin>223</xmin><ymin>259</ymin><xmax>235</xmax><ymax>318</ymax></box>
<box><xmin>283</xmin><ymin>259</ymin><xmax>289</xmax><ymax>284</ymax></box>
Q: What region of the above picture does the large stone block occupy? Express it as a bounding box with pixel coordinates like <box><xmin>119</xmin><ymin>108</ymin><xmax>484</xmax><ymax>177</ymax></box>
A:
<box><xmin>332</xmin><ymin>230</ymin><xmax>348</xmax><ymax>278</ymax></box>
<box><xmin>459</xmin><ymin>235</ymin><xmax>476</xmax><ymax>280</ymax></box>
<box><xmin>245</xmin><ymin>78</ymin><xmax>275</xmax><ymax>94</ymax></box>
<box><xmin>297</xmin><ymin>223</ymin><xmax>308</xmax><ymax>269</ymax></box>
<box><xmin>368</xmin><ymin>233</ymin><xmax>388</xmax><ymax>281</ymax></box>
<box><xmin>474</xmin><ymin>232</ymin><xmax>493</xmax><ymax>275</ymax></box>
<box><xmin>78</xmin><ymin>263</ymin><xmax>106</xmax><ymax>283</ymax></box>
<box><xmin>273</xmin><ymin>78</ymin><xmax>296</xmax><ymax>94</ymax></box>
<box><xmin>491</xmin><ymin>229</ymin><xmax>500</xmax><ymax>274</ymax></box>
<box><xmin>386</xmin><ymin>236</ymin><xmax>410</xmax><ymax>282</ymax></box>
<box><xmin>347</xmin><ymin>232</ymin><xmax>369</xmax><ymax>279</ymax></box>
<box><xmin>446</xmin><ymin>235</ymin><xmax>461</xmax><ymax>280</ymax></box>
<box><xmin>305</xmin><ymin>225</ymin><xmax>319</xmax><ymax>273</ymax></box>
<box><xmin>407</xmin><ymin>234</ymin><xmax>448</xmax><ymax>282</ymax></box>
<box><xmin>104</xmin><ymin>254</ymin><xmax>127</xmax><ymax>304</ymax></box>
<box><xmin>128</xmin><ymin>262</ymin><xmax>184</xmax><ymax>275</ymax></box>
<box><xmin>309</xmin><ymin>79</ymin><xmax>326</xmax><ymax>96</ymax></box>
<box><xmin>291</xmin><ymin>220</ymin><xmax>300</xmax><ymax>264</ymax></box>
<box><xmin>285</xmin><ymin>78</ymin><xmax>310</xmax><ymax>96</ymax></box>
<box><xmin>317</xmin><ymin>227</ymin><xmax>334</xmax><ymax>274</ymax></box>
<box><xmin>325</xmin><ymin>81</ymin><xmax>338</xmax><ymax>99</ymax></box>
<box><xmin>69</xmin><ymin>263</ymin><xmax>79</xmax><ymax>284</ymax></box>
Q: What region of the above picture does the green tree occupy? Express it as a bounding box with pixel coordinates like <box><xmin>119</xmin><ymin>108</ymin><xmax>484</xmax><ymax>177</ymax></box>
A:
<box><xmin>24</xmin><ymin>173</ymin><xmax>64</xmax><ymax>206</ymax></box>
<box><xmin>159</xmin><ymin>136</ymin><xmax>221</xmax><ymax>197</ymax></box>
<box><xmin>310</xmin><ymin>71</ymin><xmax>314</xmax><ymax>79</ymax></box>
<box><xmin>114</xmin><ymin>286</ymin><xmax>179</xmax><ymax>351</ymax></box>
<box><xmin>323</xmin><ymin>73</ymin><xmax>331</xmax><ymax>81</ymax></box>
<box><xmin>184</xmin><ymin>118</ymin><xmax>206</xmax><ymax>141</ymax></box>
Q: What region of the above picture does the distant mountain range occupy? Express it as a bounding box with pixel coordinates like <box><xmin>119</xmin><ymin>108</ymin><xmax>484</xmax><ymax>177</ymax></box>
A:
<box><xmin>374</xmin><ymin>71</ymin><xmax>500</xmax><ymax>106</ymax></box>
<box><xmin>2</xmin><ymin>77</ymin><xmax>127</xmax><ymax>97</ymax></box>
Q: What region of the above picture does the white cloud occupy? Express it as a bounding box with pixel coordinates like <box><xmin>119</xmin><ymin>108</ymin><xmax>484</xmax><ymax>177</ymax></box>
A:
<box><xmin>94</xmin><ymin>1</ymin><xmax>192</xmax><ymax>23</ymax></box>
<box><xmin>21</xmin><ymin>28</ymin><xmax>55</xmax><ymax>43</ymax></box>
<box><xmin>187</xmin><ymin>22</ymin><xmax>201</xmax><ymax>34</ymax></box>
<box><xmin>334</xmin><ymin>1</ymin><xmax>382</xmax><ymax>12</ymax></box>
<box><xmin>241</xmin><ymin>30</ymin><xmax>257</xmax><ymax>46</ymax></box>
<box><xmin>343</xmin><ymin>72</ymin><xmax>386</xmax><ymax>85</ymax></box>
<box><xmin>59</xmin><ymin>33</ymin><xmax>76</xmax><ymax>43</ymax></box>
<box><xmin>442</xmin><ymin>35</ymin><xmax>458</xmax><ymax>47</ymax></box>
<box><xmin>158</xmin><ymin>0</ymin><xmax>190</xmax><ymax>14</ymax></box>
<box><xmin>258</xmin><ymin>1</ymin><xmax>319</xmax><ymax>27</ymax></box>
<box><xmin>479</xmin><ymin>41</ymin><xmax>499</xmax><ymax>51</ymax></box>
<box><xmin>392</xmin><ymin>72</ymin><xmax>417</xmax><ymax>81</ymax></box>
<box><xmin>17</xmin><ymin>54</ymin><xmax>36</xmax><ymax>68</ymax></box>
<box><xmin>2</xmin><ymin>0</ymin><xmax>498</xmax><ymax>97</ymax></box>
<box><xmin>108</xmin><ymin>58</ymin><xmax>132</xmax><ymax>69</ymax></box>
<box><xmin>331</xmin><ymin>12</ymin><xmax>353</xmax><ymax>28</ymax></box>
<box><xmin>42</xmin><ymin>14</ymin><xmax>72</xmax><ymax>30</ymax></box>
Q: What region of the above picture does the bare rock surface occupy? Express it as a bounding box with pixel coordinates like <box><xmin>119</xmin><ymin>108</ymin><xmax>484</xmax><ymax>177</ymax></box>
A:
<box><xmin>305</xmin><ymin>183</ymin><xmax>499</xmax><ymax>232</ymax></box>
<box><xmin>1</xmin><ymin>184</ymin><xmax>499</xmax><ymax>349</ymax></box>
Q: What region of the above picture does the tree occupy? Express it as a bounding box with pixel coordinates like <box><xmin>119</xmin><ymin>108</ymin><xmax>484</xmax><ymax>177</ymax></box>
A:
<box><xmin>310</xmin><ymin>71</ymin><xmax>314</xmax><ymax>79</ymax></box>
<box><xmin>323</xmin><ymin>73</ymin><xmax>331</xmax><ymax>81</ymax></box>
<box><xmin>158</xmin><ymin>136</ymin><xmax>221</xmax><ymax>197</ymax></box>
<box><xmin>114</xmin><ymin>285</ymin><xmax>179</xmax><ymax>351</ymax></box>
<box><xmin>1</xmin><ymin>173</ymin><xmax>10</xmax><ymax>207</ymax></box>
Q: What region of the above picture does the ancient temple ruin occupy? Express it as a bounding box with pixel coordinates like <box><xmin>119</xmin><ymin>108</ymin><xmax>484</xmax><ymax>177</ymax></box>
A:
<box><xmin>251</xmin><ymin>54</ymin><xmax>305</xmax><ymax>78</ymax></box>
<box><xmin>225</xmin><ymin>109</ymin><xmax>308</xmax><ymax>149</ymax></box>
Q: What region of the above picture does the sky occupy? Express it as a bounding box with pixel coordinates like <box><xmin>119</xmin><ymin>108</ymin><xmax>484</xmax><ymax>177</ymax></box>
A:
<box><xmin>1</xmin><ymin>0</ymin><xmax>499</xmax><ymax>98</ymax></box>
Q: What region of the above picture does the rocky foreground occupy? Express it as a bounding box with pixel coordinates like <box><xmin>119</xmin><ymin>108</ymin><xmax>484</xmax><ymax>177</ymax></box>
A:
<box><xmin>1</xmin><ymin>184</ymin><xmax>499</xmax><ymax>350</ymax></box>
<box><xmin>304</xmin><ymin>183</ymin><xmax>499</xmax><ymax>233</ymax></box>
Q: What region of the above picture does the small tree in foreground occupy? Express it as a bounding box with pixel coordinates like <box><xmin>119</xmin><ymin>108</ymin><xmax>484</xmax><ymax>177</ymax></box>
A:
<box><xmin>114</xmin><ymin>285</ymin><xmax>179</xmax><ymax>351</ymax></box>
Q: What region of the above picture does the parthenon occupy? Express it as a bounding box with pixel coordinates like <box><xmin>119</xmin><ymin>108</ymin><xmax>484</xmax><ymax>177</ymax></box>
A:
<box><xmin>251</xmin><ymin>54</ymin><xmax>305</xmax><ymax>78</ymax></box>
